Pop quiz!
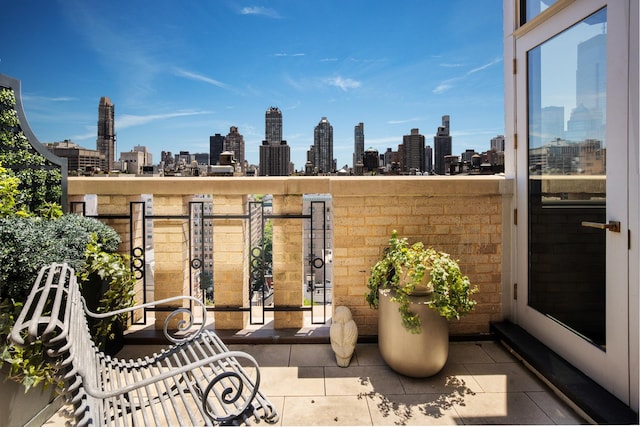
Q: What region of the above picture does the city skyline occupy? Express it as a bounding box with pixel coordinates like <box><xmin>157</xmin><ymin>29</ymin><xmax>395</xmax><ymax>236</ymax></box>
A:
<box><xmin>0</xmin><ymin>1</ymin><xmax>504</xmax><ymax>169</ymax></box>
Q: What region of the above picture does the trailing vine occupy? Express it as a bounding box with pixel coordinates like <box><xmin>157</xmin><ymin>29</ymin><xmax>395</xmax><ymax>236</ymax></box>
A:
<box><xmin>366</xmin><ymin>230</ymin><xmax>478</xmax><ymax>334</ymax></box>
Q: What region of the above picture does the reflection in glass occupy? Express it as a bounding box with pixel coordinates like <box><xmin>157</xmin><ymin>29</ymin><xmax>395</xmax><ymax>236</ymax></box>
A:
<box><xmin>527</xmin><ymin>8</ymin><xmax>607</xmax><ymax>348</ymax></box>
<box><xmin>523</xmin><ymin>0</ymin><xmax>558</xmax><ymax>24</ymax></box>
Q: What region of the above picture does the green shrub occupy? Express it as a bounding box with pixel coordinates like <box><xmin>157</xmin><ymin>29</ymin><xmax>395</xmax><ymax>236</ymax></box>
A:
<box><xmin>79</xmin><ymin>234</ymin><xmax>136</xmax><ymax>345</ymax></box>
<box><xmin>0</xmin><ymin>87</ymin><xmax>62</xmax><ymax>212</ymax></box>
<box><xmin>0</xmin><ymin>216</ymin><xmax>132</xmax><ymax>389</ymax></box>
<box><xmin>0</xmin><ymin>215</ymin><xmax>121</xmax><ymax>302</ymax></box>
<box><xmin>0</xmin><ymin>86</ymin><xmax>129</xmax><ymax>389</ymax></box>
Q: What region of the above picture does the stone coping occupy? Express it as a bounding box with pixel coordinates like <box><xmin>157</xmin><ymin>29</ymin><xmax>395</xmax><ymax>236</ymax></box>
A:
<box><xmin>69</xmin><ymin>175</ymin><xmax>514</xmax><ymax>197</ymax></box>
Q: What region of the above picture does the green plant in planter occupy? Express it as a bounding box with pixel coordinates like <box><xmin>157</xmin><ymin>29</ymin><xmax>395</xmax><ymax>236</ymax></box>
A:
<box><xmin>78</xmin><ymin>234</ymin><xmax>136</xmax><ymax>347</ymax></box>
<box><xmin>0</xmin><ymin>201</ymin><xmax>134</xmax><ymax>389</ymax></box>
<box><xmin>366</xmin><ymin>230</ymin><xmax>478</xmax><ymax>333</ymax></box>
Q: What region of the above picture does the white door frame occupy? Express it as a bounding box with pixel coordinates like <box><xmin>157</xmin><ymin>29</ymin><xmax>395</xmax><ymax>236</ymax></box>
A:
<box><xmin>509</xmin><ymin>0</ymin><xmax>633</xmax><ymax>405</ymax></box>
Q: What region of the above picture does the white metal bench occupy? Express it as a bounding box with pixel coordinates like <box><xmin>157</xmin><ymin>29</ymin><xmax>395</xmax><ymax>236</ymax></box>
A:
<box><xmin>10</xmin><ymin>262</ymin><xmax>279</xmax><ymax>426</ymax></box>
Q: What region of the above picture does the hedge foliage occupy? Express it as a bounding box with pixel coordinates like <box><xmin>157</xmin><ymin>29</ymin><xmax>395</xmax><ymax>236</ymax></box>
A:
<box><xmin>0</xmin><ymin>86</ymin><xmax>62</xmax><ymax>212</ymax></box>
<box><xmin>0</xmin><ymin>214</ymin><xmax>121</xmax><ymax>302</ymax></box>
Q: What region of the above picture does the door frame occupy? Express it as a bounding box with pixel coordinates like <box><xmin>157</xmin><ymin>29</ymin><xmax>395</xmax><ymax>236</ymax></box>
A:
<box><xmin>508</xmin><ymin>0</ymin><xmax>633</xmax><ymax>405</ymax></box>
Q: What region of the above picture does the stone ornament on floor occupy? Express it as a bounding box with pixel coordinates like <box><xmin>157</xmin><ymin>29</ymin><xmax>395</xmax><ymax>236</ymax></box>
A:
<box><xmin>330</xmin><ymin>306</ymin><xmax>358</xmax><ymax>367</ymax></box>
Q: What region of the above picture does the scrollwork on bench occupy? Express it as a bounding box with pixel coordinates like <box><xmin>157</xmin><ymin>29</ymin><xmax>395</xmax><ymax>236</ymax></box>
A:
<box><xmin>10</xmin><ymin>262</ymin><xmax>279</xmax><ymax>426</ymax></box>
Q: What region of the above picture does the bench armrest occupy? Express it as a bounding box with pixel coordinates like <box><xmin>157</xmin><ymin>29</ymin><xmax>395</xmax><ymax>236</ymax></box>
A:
<box><xmin>82</xmin><ymin>350</ymin><xmax>260</xmax><ymax>401</ymax></box>
<box><xmin>82</xmin><ymin>295</ymin><xmax>207</xmax><ymax>344</ymax></box>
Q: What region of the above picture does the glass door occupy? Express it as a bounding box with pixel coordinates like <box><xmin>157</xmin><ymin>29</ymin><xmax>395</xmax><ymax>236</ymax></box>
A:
<box><xmin>515</xmin><ymin>0</ymin><xmax>630</xmax><ymax>403</ymax></box>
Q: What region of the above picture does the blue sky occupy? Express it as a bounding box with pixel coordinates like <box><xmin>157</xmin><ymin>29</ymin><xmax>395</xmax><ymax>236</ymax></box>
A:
<box><xmin>1</xmin><ymin>0</ymin><xmax>504</xmax><ymax>170</ymax></box>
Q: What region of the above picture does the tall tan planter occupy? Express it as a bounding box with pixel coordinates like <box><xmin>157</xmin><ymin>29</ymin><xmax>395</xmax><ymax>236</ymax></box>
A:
<box><xmin>0</xmin><ymin>369</ymin><xmax>59</xmax><ymax>427</ymax></box>
<box><xmin>378</xmin><ymin>289</ymin><xmax>449</xmax><ymax>377</ymax></box>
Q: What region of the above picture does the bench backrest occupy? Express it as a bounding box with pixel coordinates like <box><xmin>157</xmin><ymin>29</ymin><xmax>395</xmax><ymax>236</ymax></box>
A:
<box><xmin>11</xmin><ymin>263</ymin><xmax>102</xmax><ymax>423</ymax></box>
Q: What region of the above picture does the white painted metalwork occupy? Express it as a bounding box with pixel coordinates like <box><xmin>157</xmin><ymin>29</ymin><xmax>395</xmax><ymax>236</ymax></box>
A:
<box><xmin>10</xmin><ymin>262</ymin><xmax>279</xmax><ymax>426</ymax></box>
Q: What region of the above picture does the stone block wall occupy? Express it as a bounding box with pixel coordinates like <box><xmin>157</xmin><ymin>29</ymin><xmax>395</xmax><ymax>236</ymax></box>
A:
<box><xmin>212</xmin><ymin>194</ymin><xmax>248</xmax><ymax>329</ymax></box>
<box><xmin>152</xmin><ymin>195</ymin><xmax>191</xmax><ymax>329</ymax></box>
<box><xmin>329</xmin><ymin>177</ymin><xmax>510</xmax><ymax>336</ymax></box>
<box><xmin>272</xmin><ymin>194</ymin><xmax>304</xmax><ymax>328</ymax></box>
<box><xmin>68</xmin><ymin>176</ymin><xmax>513</xmax><ymax>336</ymax></box>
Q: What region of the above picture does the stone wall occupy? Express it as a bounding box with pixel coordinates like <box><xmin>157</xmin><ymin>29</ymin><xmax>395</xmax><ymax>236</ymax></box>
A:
<box><xmin>68</xmin><ymin>176</ymin><xmax>513</xmax><ymax>337</ymax></box>
<box><xmin>329</xmin><ymin>177</ymin><xmax>510</xmax><ymax>336</ymax></box>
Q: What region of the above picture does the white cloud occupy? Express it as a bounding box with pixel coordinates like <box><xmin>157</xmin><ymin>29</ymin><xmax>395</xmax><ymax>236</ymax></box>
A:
<box><xmin>117</xmin><ymin>111</ymin><xmax>211</xmax><ymax>130</ymax></box>
<box><xmin>284</xmin><ymin>75</ymin><xmax>307</xmax><ymax>91</ymax></box>
<box><xmin>451</xmin><ymin>128</ymin><xmax>503</xmax><ymax>138</ymax></box>
<box><xmin>433</xmin><ymin>57</ymin><xmax>502</xmax><ymax>94</ymax></box>
<box><xmin>468</xmin><ymin>57</ymin><xmax>502</xmax><ymax>74</ymax></box>
<box><xmin>432</xmin><ymin>83</ymin><xmax>454</xmax><ymax>94</ymax></box>
<box><xmin>366</xmin><ymin>136</ymin><xmax>402</xmax><ymax>146</ymax></box>
<box><xmin>327</xmin><ymin>76</ymin><xmax>361</xmax><ymax>91</ymax></box>
<box><xmin>240</xmin><ymin>6</ymin><xmax>281</xmax><ymax>18</ymax></box>
<box><xmin>22</xmin><ymin>95</ymin><xmax>76</xmax><ymax>102</ymax></box>
<box><xmin>274</xmin><ymin>53</ymin><xmax>305</xmax><ymax>57</ymax></box>
<box><xmin>387</xmin><ymin>117</ymin><xmax>422</xmax><ymax>125</ymax></box>
<box><xmin>71</xmin><ymin>130</ymin><xmax>98</xmax><ymax>141</ymax></box>
<box><xmin>173</xmin><ymin>68</ymin><xmax>229</xmax><ymax>89</ymax></box>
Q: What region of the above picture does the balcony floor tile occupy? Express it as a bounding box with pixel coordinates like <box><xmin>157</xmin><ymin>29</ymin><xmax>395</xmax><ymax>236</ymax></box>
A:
<box><xmin>42</xmin><ymin>341</ymin><xmax>588</xmax><ymax>426</ymax></box>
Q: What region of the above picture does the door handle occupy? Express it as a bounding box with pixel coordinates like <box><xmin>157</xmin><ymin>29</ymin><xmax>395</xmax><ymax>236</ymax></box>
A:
<box><xmin>581</xmin><ymin>220</ymin><xmax>621</xmax><ymax>232</ymax></box>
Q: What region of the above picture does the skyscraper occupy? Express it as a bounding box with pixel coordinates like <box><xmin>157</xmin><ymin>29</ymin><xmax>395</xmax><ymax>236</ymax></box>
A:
<box><xmin>353</xmin><ymin>122</ymin><xmax>364</xmax><ymax>169</ymax></box>
<box><xmin>97</xmin><ymin>96</ymin><xmax>115</xmax><ymax>172</ymax></box>
<box><xmin>314</xmin><ymin>117</ymin><xmax>334</xmax><ymax>174</ymax></box>
<box><xmin>209</xmin><ymin>133</ymin><xmax>225</xmax><ymax>165</ymax></box>
<box><xmin>434</xmin><ymin>115</ymin><xmax>452</xmax><ymax>175</ymax></box>
<box><xmin>259</xmin><ymin>107</ymin><xmax>290</xmax><ymax>176</ymax></box>
<box><xmin>566</xmin><ymin>33</ymin><xmax>606</xmax><ymax>144</ymax></box>
<box><xmin>265</xmin><ymin>106</ymin><xmax>282</xmax><ymax>143</ymax></box>
<box><xmin>225</xmin><ymin>126</ymin><xmax>245</xmax><ymax>172</ymax></box>
<box><xmin>490</xmin><ymin>135</ymin><xmax>505</xmax><ymax>152</ymax></box>
<box><xmin>402</xmin><ymin>128</ymin><xmax>425</xmax><ymax>173</ymax></box>
<box><xmin>363</xmin><ymin>147</ymin><xmax>379</xmax><ymax>172</ymax></box>
<box><xmin>425</xmin><ymin>145</ymin><xmax>433</xmax><ymax>173</ymax></box>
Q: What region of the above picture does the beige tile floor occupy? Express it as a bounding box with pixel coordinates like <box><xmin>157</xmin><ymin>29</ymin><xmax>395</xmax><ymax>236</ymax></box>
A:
<box><xmin>45</xmin><ymin>342</ymin><xmax>587</xmax><ymax>426</ymax></box>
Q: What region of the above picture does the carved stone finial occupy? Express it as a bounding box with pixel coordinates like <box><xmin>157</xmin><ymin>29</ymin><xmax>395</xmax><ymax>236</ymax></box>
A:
<box><xmin>330</xmin><ymin>306</ymin><xmax>358</xmax><ymax>367</ymax></box>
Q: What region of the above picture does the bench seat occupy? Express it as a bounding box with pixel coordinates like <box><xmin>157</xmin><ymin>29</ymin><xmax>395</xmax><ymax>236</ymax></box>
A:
<box><xmin>10</xmin><ymin>262</ymin><xmax>279</xmax><ymax>426</ymax></box>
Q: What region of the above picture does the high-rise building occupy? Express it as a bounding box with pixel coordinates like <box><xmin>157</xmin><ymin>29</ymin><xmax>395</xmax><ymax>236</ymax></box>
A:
<box><xmin>566</xmin><ymin>34</ymin><xmax>606</xmax><ymax>144</ymax></box>
<box><xmin>302</xmin><ymin>194</ymin><xmax>333</xmax><ymax>300</ymax></box>
<box><xmin>118</xmin><ymin>145</ymin><xmax>152</xmax><ymax>174</ymax></box>
<box><xmin>353</xmin><ymin>122</ymin><xmax>364</xmax><ymax>169</ymax></box>
<box><xmin>132</xmin><ymin>145</ymin><xmax>152</xmax><ymax>166</ymax></box>
<box><xmin>541</xmin><ymin>107</ymin><xmax>564</xmax><ymax>144</ymax></box>
<box><xmin>491</xmin><ymin>135</ymin><xmax>505</xmax><ymax>152</ymax></box>
<box><xmin>194</xmin><ymin>153</ymin><xmax>209</xmax><ymax>165</ymax></box>
<box><xmin>265</xmin><ymin>106</ymin><xmax>282</xmax><ymax>143</ymax></box>
<box><xmin>461</xmin><ymin>149</ymin><xmax>477</xmax><ymax>164</ymax></box>
<box><xmin>160</xmin><ymin>151</ymin><xmax>174</xmax><ymax>168</ymax></box>
<box><xmin>363</xmin><ymin>147</ymin><xmax>379</xmax><ymax>172</ymax></box>
<box><xmin>259</xmin><ymin>107</ymin><xmax>290</xmax><ymax>176</ymax></box>
<box><xmin>425</xmin><ymin>145</ymin><xmax>433</xmax><ymax>173</ymax></box>
<box><xmin>120</xmin><ymin>150</ymin><xmax>146</xmax><ymax>174</ymax></box>
<box><xmin>209</xmin><ymin>133</ymin><xmax>225</xmax><ymax>165</ymax></box>
<box><xmin>402</xmin><ymin>128</ymin><xmax>425</xmax><ymax>173</ymax></box>
<box><xmin>175</xmin><ymin>151</ymin><xmax>193</xmax><ymax>169</ymax></box>
<box><xmin>314</xmin><ymin>117</ymin><xmax>333</xmax><ymax>174</ymax></box>
<box><xmin>382</xmin><ymin>148</ymin><xmax>393</xmax><ymax>170</ymax></box>
<box><xmin>97</xmin><ymin>96</ymin><xmax>115</xmax><ymax>172</ymax></box>
<box><xmin>259</xmin><ymin>141</ymin><xmax>290</xmax><ymax>176</ymax></box>
<box><xmin>224</xmin><ymin>126</ymin><xmax>245</xmax><ymax>172</ymax></box>
<box><xmin>434</xmin><ymin>115</ymin><xmax>452</xmax><ymax>175</ymax></box>
<box><xmin>46</xmin><ymin>140</ymin><xmax>104</xmax><ymax>173</ymax></box>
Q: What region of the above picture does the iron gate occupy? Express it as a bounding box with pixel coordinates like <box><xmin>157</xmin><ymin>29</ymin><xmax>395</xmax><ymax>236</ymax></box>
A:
<box><xmin>70</xmin><ymin>196</ymin><xmax>331</xmax><ymax>327</ymax></box>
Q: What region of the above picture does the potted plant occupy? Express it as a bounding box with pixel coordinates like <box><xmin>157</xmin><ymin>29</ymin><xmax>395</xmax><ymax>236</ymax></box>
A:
<box><xmin>0</xmin><ymin>167</ymin><xmax>136</xmax><ymax>426</ymax></box>
<box><xmin>78</xmin><ymin>233</ymin><xmax>136</xmax><ymax>355</ymax></box>
<box><xmin>365</xmin><ymin>230</ymin><xmax>478</xmax><ymax>377</ymax></box>
<box><xmin>0</xmin><ymin>79</ymin><xmax>135</xmax><ymax>424</ymax></box>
